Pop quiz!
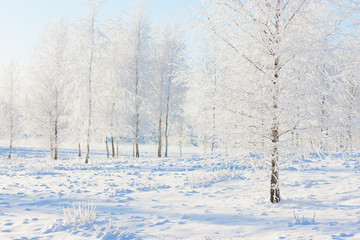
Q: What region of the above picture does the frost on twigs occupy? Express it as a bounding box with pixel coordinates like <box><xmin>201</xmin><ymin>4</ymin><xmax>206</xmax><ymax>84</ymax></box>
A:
<box><xmin>51</xmin><ymin>202</ymin><xmax>96</xmax><ymax>231</ymax></box>
<box><xmin>47</xmin><ymin>203</ymin><xmax>140</xmax><ymax>239</ymax></box>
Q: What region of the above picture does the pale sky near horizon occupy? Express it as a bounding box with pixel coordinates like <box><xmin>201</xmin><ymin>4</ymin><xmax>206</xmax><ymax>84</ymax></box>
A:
<box><xmin>0</xmin><ymin>0</ymin><xmax>200</xmax><ymax>66</ymax></box>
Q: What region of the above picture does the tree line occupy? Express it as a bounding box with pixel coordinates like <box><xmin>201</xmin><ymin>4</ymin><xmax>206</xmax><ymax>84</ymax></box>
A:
<box><xmin>0</xmin><ymin>1</ymin><xmax>188</xmax><ymax>162</ymax></box>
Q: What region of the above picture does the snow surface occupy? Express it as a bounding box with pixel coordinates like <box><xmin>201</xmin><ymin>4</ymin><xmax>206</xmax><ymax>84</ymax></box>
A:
<box><xmin>0</xmin><ymin>146</ymin><xmax>359</xmax><ymax>239</ymax></box>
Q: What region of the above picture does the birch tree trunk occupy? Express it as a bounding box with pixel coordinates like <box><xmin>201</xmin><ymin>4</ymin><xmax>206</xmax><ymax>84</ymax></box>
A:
<box><xmin>85</xmin><ymin>55</ymin><xmax>93</xmax><ymax>164</ymax></box>
<box><xmin>158</xmin><ymin>117</ymin><xmax>162</xmax><ymax>157</ymax></box>
<box><xmin>157</xmin><ymin>73</ymin><xmax>164</xmax><ymax>158</ymax></box>
<box><xmin>111</xmin><ymin>102</ymin><xmax>115</xmax><ymax>158</ymax></box>
<box><xmin>85</xmin><ymin>1</ymin><xmax>98</xmax><ymax>164</ymax></box>
<box><xmin>8</xmin><ymin>79</ymin><xmax>14</xmax><ymax>159</ymax></box>
<box><xmin>135</xmin><ymin>106</ymin><xmax>140</xmax><ymax>158</ymax></box>
<box><xmin>270</xmin><ymin>0</ymin><xmax>281</xmax><ymax>204</ymax></box>
<box><xmin>106</xmin><ymin>138</ymin><xmax>109</xmax><ymax>158</ymax></box>
<box><xmin>78</xmin><ymin>142</ymin><xmax>81</xmax><ymax>157</ymax></box>
<box><xmin>54</xmin><ymin>92</ymin><xmax>58</xmax><ymax>160</ymax></box>
<box><xmin>134</xmin><ymin>39</ymin><xmax>141</xmax><ymax>158</ymax></box>
<box><xmin>164</xmin><ymin>73</ymin><xmax>173</xmax><ymax>158</ymax></box>
<box><xmin>111</xmin><ymin>136</ymin><xmax>115</xmax><ymax>158</ymax></box>
<box><xmin>164</xmin><ymin>96</ymin><xmax>170</xmax><ymax>157</ymax></box>
<box><xmin>54</xmin><ymin>119</ymin><xmax>58</xmax><ymax>160</ymax></box>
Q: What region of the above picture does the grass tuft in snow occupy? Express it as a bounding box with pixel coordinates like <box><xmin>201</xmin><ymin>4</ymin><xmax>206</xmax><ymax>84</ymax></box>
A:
<box><xmin>290</xmin><ymin>211</ymin><xmax>316</xmax><ymax>226</ymax></box>
<box><xmin>94</xmin><ymin>220</ymin><xmax>138</xmax><ymax>239</ymax></box>
<box><xmin>53</xmin><ymin>202</ymin><xmax>96</xmax><ymax>230</ymax></box>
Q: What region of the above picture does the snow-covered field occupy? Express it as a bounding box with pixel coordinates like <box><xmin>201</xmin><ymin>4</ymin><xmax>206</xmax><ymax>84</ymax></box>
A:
<box><xmin>0</xmin><ymin>146</ymin><xmax>359</xmax><ymax>239</ymax></box>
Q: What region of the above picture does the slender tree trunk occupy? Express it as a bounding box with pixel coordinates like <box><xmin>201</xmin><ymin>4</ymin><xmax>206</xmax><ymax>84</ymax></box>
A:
<box><xmin>164</xmin><ymin>97</ymin><xmax>170</xmax><ymax>157</ymax></box>
<box><xmin>270</xmin><ymin>66</ymin><xmax>280</xmax><ymax>203</ymax></box>
<box><xmin>111</xmin><ymin>136</ymin><xmax>115</xmax><ymax>157</ymax></box>
<box><xmin>270</xmin><ymin>141</ymin><xmax>280</xmax><ymax>203</ymax></box>
<box><xmin>211</xmin><ymin>136</ymin><xmax>215</xmax><ymax>153</ymax></box>
<box><xmin>85</xmin><ymin>84</ymin><xmax>92</xmax><ymax>164</ymax></box>
<box><xmin>78</xmin><ymin>142</ymin><xmax>81</xmax><ymax>157</ymax></box>
<box><xmin>157</xmin><ymin>74</ymin><xmax>164</xmax><ymax>158</ymax></box>
<box><xmin>85</xmin><ymin>143</ymin><xmax>90</xmax><ymax>164</ymax></box>
<box><xmin>133</xmin><ymin>26</ymin><xmax>142</xmax><ymax>159</ymax></box>
<box><xmin>85</xmin><ymin>5</ymin><xmax>96</xmax><ymax>165</ymax></box>
<box><xmin>134</xmin><ymin>63</ymin><xmax>140</xmax><ymax>158</ymax></box>
<box><xmin>270</xmin><ymin>0</ymin><xmax>281</xmax><ymax>204</ymax></box>
<box><xmin>158</xmin><ymin>118</ymin><xmax>162</xmax><ymax>157</ymax></box>
<box><xmin>106</xmin><ymin>138</ymin><xmax>109</xmax><ymax>158</ymax></box>
<box><xmin>54</xmin><ymin>119</ymin><xmax>58</xmax><ymax>160</ymax></box>
<box><xmin>111</xmin><ymin>102</ymin><xmax>115</xmax><ymax>158</ymax></box>
<box><xmin>8</xmin><ymin>137</ymin><xmax>13</xmax><ymax>160</ymax></box>
<box><xmin>54</xmin><ymin>93</ymin><xmax>58</xmax><ymax>160</ymax></box>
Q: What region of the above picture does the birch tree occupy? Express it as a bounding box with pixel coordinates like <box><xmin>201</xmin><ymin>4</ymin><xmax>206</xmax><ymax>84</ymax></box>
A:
<box><xmin>27</xmin><ymin>19</ymin><xmax>70</xmax><ymax>160</ymax></box>
<box><xmin>335</xmin><ymin>36</ymin><xmax>360</xmax><ymax>153</ymax></box>
<box><xmin>64</xmin><ymin>32</ymin><xmax>88</xmax><ymax>157</ymax></box>
<box><xmin>187</xmin><ymin>40</ymin><xmax>224</xmax><ymax>154</ymax></box>
<box><xmin>125</xmin><ymin>1</ymin><xmax>152</xmax><ymax>158</ymax></box>
<box><xmin>153</xmin><ymin>22</ymin><xmax>187</xmax><ymax>157</ymax></box>
<box><xmin>80</xmin><ymin>0</ymin><xmax>102</xmax><ymax>164</ymax></box>
<box><xmin>197</xmin><ymin>0</ymin><xmax>357</xmax><ymax>203</ymax></box>
<box><xmin>0</xmin><ymin>60</ymin><xmax>20</xmax><ymax>159</ymax></box>
<box><xmin>96</xmin><ymin>16</ymin><xmax>128</xmax><ymax>158</ymax></box>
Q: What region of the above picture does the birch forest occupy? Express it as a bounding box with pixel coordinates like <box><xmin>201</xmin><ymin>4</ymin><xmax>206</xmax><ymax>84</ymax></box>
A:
<box><xmin>1</xmin><ymin>0</ymin><xmax>360</xmax><ymax>205</ymax></box>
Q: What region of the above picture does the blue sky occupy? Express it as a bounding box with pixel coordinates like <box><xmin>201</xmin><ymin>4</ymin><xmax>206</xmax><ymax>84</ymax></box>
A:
<box><xmin>0</xmin><ymin>0</ymin><xmax>200</xmax><ymax>65</ymax></box>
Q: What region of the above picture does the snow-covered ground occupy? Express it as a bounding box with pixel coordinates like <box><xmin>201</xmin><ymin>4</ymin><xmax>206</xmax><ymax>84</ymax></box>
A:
<box><xmin>0</xmin><ymin>146</ymin><xmax>359</xmax><ymax>239</ymax></box>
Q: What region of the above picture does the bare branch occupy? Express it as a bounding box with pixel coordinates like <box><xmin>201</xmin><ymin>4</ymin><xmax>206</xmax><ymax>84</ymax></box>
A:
<box><xmin>283</xmin><ymin>0</ymin><xmax>307</xmax><ymax>30</ymax></box>
<box><xmin>279</xmin><ymin>120</ymin><xmax>300</xmax><ymax>138</ymax></box>
<box><xmin>204</xmin><ymin>12</ymin><xmax>267</xmax><ymax>75</ymax></box>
